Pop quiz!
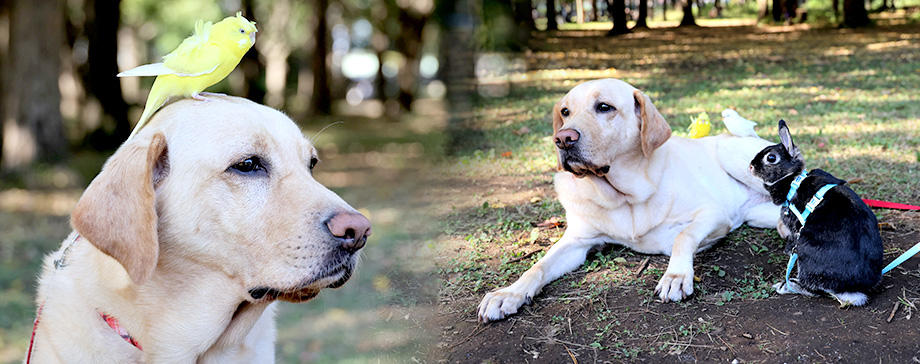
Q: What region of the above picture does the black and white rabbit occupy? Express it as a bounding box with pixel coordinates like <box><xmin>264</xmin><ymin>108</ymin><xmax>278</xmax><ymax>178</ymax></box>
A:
<box><xmin>749</xmin><ymin>120</ymin><xmax>882</xmax><ymax>306</ymax></box>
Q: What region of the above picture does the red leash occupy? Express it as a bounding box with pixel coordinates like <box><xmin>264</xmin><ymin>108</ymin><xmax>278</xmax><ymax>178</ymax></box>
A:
<box><xmin>863</xmin><ymin>199</ymin><xmax>920</xmax><ymax>210</ymax></box>
<box><xmin>25</xmin><ymin>303</ymin><xmax>43</xmax><ymax>364</ymax></box>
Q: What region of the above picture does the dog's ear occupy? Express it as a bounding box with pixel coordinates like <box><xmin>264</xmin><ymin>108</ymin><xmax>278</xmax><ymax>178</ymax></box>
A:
<box><xmin>71</xmin><ymin>133</ymin><xmax>169</xmax><ymax>285</ymax></box>
<box><xmin>552</xmin><ymin>100</ymin><xmax>564</xmax><ymax>170</ymax></box>
<box><xmin>633</xmin><ymin>90</ymin><xmax>671</xmax><ymax>157</ymax></box>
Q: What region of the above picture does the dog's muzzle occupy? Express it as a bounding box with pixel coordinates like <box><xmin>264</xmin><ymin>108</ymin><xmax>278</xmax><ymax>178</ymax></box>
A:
<box><xmin>560</xmin><ymin>149</ymin><xmax>610</xmax><ymax>178</ymax></box>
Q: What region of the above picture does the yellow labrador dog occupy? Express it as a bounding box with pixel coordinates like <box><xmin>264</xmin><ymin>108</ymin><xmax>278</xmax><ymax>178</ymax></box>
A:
<box><xmin>27</xmin><ymin>97</ymin><xmax>370</xmax><ymax>363</ymax></box>
<box><xmin>479</xmin><ymin>78</ymin><xmax>779</xmax><ymax>322</ymax></box>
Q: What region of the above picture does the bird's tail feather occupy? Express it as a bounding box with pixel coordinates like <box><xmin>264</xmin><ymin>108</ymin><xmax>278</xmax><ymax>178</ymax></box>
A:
<box><xmin>128</xmin><ymin>89</ymin><xmax>168</xmax><ymax>139</ymax></box>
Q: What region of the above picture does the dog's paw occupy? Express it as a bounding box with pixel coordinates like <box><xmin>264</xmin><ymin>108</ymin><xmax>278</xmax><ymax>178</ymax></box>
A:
<box><xmin>477</xmin><ymin>288</ymin><xmax>530</xmax><ymax>323</ymax></box>
<box><xmin>654</xmin><ymin>269</ymin><xmax>694</xmax><ymax>302</ymax></box>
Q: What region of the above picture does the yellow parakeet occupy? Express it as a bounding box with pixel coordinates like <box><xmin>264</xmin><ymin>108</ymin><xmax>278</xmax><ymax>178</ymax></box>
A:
<box><xmin>687</xmin><ymin>112</ymin><xmax>711</xmax><ymax>139</ymax></box>
<box><xmin>118</xmin><ymin>12</ymin><xmax>258</xmax><ymax>138</ymax></box>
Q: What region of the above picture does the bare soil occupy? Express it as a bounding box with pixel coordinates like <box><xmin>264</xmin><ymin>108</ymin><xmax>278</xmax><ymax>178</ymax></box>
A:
<box><xmin>435</xmin><ymin>173</ymin><xmax>920</xmax><ymax>363</ymax></box>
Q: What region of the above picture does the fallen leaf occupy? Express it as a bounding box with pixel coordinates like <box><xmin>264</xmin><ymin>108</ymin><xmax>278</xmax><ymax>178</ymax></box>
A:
<box><xmin>501</xmin><ymin>151</ymin><xmax>512</xmax><ymax>158</ymax></box>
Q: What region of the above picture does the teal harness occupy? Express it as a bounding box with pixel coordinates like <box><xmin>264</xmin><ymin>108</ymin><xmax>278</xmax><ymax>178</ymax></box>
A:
<box><xmin>782</xmin><ymin>171</ymin><xmax>920</xmax><ymax>289</ymax></box>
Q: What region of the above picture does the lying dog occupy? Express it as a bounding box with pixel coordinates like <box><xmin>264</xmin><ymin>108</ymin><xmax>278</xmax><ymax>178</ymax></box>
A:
<box><xmin>479</xmin><ymin>78</ymin><xmax>780</xmax><ymax>322</ymax></box>
<box><xmin>27</xmin><ymin>97</ymin><xmax>370</xmax><ymax>363</ymax></box>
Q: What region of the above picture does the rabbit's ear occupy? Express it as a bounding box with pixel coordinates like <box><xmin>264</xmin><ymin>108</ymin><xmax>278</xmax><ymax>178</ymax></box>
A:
<box><xmin>778</xmin><ymin>120</ymin><xmax>799</xmax><ymax>157</ymax></box>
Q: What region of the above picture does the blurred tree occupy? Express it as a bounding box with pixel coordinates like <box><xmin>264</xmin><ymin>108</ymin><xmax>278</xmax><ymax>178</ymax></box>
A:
<box><xmin>311</xmin><ymin>0</ymin><xmax>331</xmax><ymax>115</ymax></box>
<box><xmin>634</xmin><ymin>0</ymin><xmax>649</xmax><ymax>28</ymax></box>
<box><xmin>3</xmin><ymin>0</ymin><xmax>67</xmax><ymax>169</ymax></box>
<box><xmin>758</xmin><ymin>0</ymin><xmax>769</xmax><ymax>19</ymax></box>
<box><xmin>662</xmin><ymin>0</ymin><xmax>668</xmax><ymax>20</ymax></box>
<box><xmin>843</xmin><ymin>0</ymin><xmax>870</xmax><ymax>26</ymax></box>
<box><xmin>394</xmin><ymin>1</ymin><xmax>431</xmax><ymax>110</ymax></box>
<box><xmin>575</xmin><ymin>0</ymin><xmax>585</xmax><ymax>22</ymax></box>
<box><xmin>711</xmin><ymin>0</ymin><xmax>722</xmax><ymax>17</ymax></box>
<box><xmin>679</xmin><ymin>0</ymin><xmax>697</xmax><ymax>26</ymax></box>
<box><xmin>240</xmin><ymin>0</ymin><xmax>266</xmax><ymax>104</ymax></box>
<box><xmin>82</xmin><ymin>0</ymin><xmax>131</xmax><ymax>148</ymax></box>
<box><xmin>546</xmin><ymin>0</ymin><xmax>559</xmax><ymax>30</ymax></box>
<box><xmin>607</xmin><ymin>0</ymin><xmax>630</xmax><ymax>35</ymax></box>
<box><xmin>512</xmin><ymin>0</ymin><xmax>536</xmax><ymax>32</ymax></box>
<box><xmin>771</xmin><ymin>0</ymin><xmax>782</xmax><ymax>21</ymax></box>
<box><xmin>592</xmin><ymin>0</ymin><xmax>600</xmax><ymax>20</ymax></box>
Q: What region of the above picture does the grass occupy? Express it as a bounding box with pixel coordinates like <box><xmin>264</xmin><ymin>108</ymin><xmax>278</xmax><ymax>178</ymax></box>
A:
<box><xmin>438</xmin><ymin>15</ymin><xmax>920</xmax><ymax>361</ymax></box>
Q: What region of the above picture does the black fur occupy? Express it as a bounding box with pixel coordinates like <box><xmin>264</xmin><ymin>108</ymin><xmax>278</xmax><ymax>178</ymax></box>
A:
<box><xmin>750</xmin><ymin>120</ymin><xmax>883</xmax><ymax>295</ymax></box>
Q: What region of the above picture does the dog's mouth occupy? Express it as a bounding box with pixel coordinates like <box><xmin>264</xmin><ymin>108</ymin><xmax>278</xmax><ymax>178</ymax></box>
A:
<box><xmin>560</xmin><ymin>152</ymin><xmax>610</xmax><ymax>178</ymax></box>
<box><xmin>247</xmin><ymin>255</ymin><xmax>357</xmax><ymax>303</ymax></box>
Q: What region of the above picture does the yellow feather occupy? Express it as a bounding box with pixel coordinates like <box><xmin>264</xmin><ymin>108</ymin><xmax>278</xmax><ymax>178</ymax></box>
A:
<box><xmin>124</xmin><ymin>14</ymin><xmax>258</xmax><ymax>138</ymax></box>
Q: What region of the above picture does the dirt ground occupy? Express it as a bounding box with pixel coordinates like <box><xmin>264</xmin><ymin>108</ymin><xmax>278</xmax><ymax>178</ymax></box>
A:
<box><xmin>433</xmin><ymin>20</ymin><xmax>920</xmax><ymax>363</ymax></box>
<box><xmin>435</xmin><ymin>174</ymin><xmax>920</xmax><ymax>363</ymax></box>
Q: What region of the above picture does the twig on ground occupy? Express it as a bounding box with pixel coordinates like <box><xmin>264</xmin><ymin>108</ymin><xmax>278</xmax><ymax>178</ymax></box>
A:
<box><xmin>634</xmin><ymin>257</ymin><xmax>650</xmax><ymax>277</ymax></box>
<box><xmin>887</xmin><ymin>301</ymin><xmax>900</xmax><ymax>323</ymax></box>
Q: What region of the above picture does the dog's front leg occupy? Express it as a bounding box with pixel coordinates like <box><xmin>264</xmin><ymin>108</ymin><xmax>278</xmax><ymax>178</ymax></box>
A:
<box><xmin>477</xmin><ymin>226</ymin><xmax>605</xmax><ymax>323</ymax></box>
<box><xmin>655</xmin><ymin>209</ymin><xmax>730</xmax><ymax>302</ymax></box>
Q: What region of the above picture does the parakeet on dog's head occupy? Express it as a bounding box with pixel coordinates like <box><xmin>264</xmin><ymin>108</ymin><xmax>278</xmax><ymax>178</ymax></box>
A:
<box><xmin>118</xmin><ymin>12</ymin><xmax>258</xmax><ymax>139</ymax></box>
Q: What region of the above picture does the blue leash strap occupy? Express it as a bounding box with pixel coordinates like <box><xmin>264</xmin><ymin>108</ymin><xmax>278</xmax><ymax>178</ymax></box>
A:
<box><xmin>788</xmin><ymin>184</ymin><xmax>838</xmax><ymax>226</ymax></box>
<box><xmin>785</xmin><ymin>252</ymin><xmax>798</xmax><ymax>282</ymax></box>
<box><xmin>882</xmin><ymin>241</ymin><xmax>920</xmax><ymax>275</ymax></box>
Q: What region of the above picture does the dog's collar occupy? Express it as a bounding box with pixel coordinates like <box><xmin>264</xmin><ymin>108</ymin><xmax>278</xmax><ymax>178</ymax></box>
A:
<box><xmin>100</xmin><ymin>312</ymin><xmax>143</xmax><ymax>350</ymax></box>
<box><xmin>782</xmin><ymin>170</ymin><xmax>837</xmax><ymax>227</ymax></box>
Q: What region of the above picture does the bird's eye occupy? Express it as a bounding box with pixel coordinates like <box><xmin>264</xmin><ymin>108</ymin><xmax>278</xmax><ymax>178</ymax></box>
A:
<box><xmin>309</xmin><ymin>156</ymin><xmax>319</xmax><ymax>170</ymax></box>
<box><xmin>230</xmin><ymin>156</ymin><xmax>266</xmax><ymax>175</ymax></box>
<box><xmin>595</xmin><ymin>102</ymin><xmax>615</xmax><ymax>113</ymax></box>
<box><xmin>239</xmin><ymin>28</ymin><xmax>245</xmax><ymax>33</ymax></box>
<box><xmin>765</xmin><ymin>153</ymin><xmax>779</xmax><ymax>164</ymax></box>
<box><xmin>560</xmin><ymin>107</ymin><xmax>570</xmax><ymax>117</ymax></box>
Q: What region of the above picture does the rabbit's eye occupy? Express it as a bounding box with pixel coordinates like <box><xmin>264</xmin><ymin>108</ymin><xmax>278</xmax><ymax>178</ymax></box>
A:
<box><xmin>765</xmin><ymin>153</ymin><xmax>779</xmax><ymax>164</ymax></box>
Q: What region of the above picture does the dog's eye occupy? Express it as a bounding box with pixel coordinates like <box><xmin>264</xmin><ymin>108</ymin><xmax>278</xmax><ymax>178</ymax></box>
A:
<box><xmin>595</xmin><ymin>103</ymin><xmax>615</xmax><ymax>113</ymax></box>
<box><xmin>560</xmin><ymin>107</ymin><xmax>570</xmax><ymax>117</ymax></box>
<box><xmin>765</xmin><ymin>153</ymin><xmax>779</xmax><ymax>164</ymax></box>
<box><xmin>309</xmin><ymin>156</ymin><xmax>319</xmax><ymax>170</ymax></box>
<box><xmin>230</xmin><ymin>156</ymin><xmax>265</xmax><ymax>174</ymax></box>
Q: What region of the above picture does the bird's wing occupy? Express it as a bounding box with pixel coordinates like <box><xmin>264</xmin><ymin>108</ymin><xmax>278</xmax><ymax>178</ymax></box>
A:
<box><xmin>161</xmin><ymin>20</ymin><xmax>222</xmax><ymax>77</ymax></box>
<box><xmin>117</xmin><ymin>63</ymin><xmax>176</xmax><ymax>77</ymax></box>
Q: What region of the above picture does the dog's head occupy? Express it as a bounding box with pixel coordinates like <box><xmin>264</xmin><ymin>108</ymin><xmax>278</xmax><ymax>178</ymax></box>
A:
<box><xmin>71</xmin><ymin>96</ymin><xmax>368</xmax><ymax>303</ymax></box>
<box><xmin>551</xmin><ymin>78</ymin><xmax>671</xmax><ymax>177</ymax></box>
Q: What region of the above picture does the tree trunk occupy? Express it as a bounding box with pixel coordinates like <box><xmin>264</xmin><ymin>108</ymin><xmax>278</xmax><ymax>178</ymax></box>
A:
<box><xmin>784</xmin><ymin>0</ymin><xmax>797</xmax><ymax>22</ymax></box>
<box><xmin>513</xmin><ymin>0</ymin><xmax>537</xmax><ymax>30</ymax></box>
<box><xmin>832</xmin><ymin>0</ymin><xmax>839</xmax><ymax>21</ymax></box>
<box><xmin>310</xmin><ymin>0</ymin><xmax>331</xmax><ymax>115</ymax></box>
<box><xmin>607</xmin><ymin>0</ymin><xmax>630</xmax><ymax>34</ymax></box>
<box><xmin>576</xmin><ymin>0</ymin><xmax>585</xmax><ymax>22</ymax></box>
<box><xmin>757</xmin><ymin>0</ymin><xmax>769</xmax><ymax>19</ymax></box>
<box><xmin>82</xmin><ymin>0</ymin><xmax>130</xmax><ymax>148</ymax></box>
<box><xmin>593</xmin><ymin>0</ymin><xmax>600</xmax><ymax>20</ymax></box>
<box><xmin>395</xmin><ymin>4</ymin><xmax>429</xmax><ymax>111</ymax></box>
<box><xmin>3</xmin><ymin>0</ymin><xmax>66</xmax><ymax>169</ymax></box>
<box><xmin>662</xmin><ymin>0</ymin><xmax>668</xmax><ymax>20</ymax></box>
<box><xmin>843</xmin><ymin>0</ymin><xmax>870</xmax><ymax>26</ymax></box>
<box><xmin>547</xmin><ymin>0</ymin><xmax>559</xmax><ymax>29</ymax></box>
<box><xmin>679</xmin><ymin>0</ymin><xmax>697</xmax><ymax>26</ymax></box>
<box><xmin>240</xmin><ymin>0</ymin><xmax>266</xmax><ymax>104</ymax></box>
<box><xmin>634</xmin><ymin>0</ymin><xmax>649</xmax><ymax>27</ymax></box>
<box><xmin>771</xmin><ymin>0</ymin><xmax>783</xmax><ymax>21</ymax></box>
<box><xmin>712</xmin><ymin>0</ymin><xmax>723</xmax><ymax>17</ymax></box>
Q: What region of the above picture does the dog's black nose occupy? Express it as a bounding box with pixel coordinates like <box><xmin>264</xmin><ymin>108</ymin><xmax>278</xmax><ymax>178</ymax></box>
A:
<box><xmin>326</xmin><ymin>212</ymin><xmax>371</xmax><ymax>253</ymax></box>
<box><xmin>554</xmin><ymin>129</ymin><xmax>580</xmax><ymax>150</ymax></box>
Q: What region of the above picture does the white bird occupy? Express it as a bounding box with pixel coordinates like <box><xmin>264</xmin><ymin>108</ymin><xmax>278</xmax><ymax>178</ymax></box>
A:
<box><xmin>721</xmin><ymin>109</ymin><xmax>758</xmax><ymax>137</ymax></box>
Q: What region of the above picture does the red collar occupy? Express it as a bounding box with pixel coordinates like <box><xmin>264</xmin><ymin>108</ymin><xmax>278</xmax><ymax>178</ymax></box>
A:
<box><xmin>100</xmin><ymin>312</ymin><xmax>143</xmax><ymax>350</ymax></box>
<box><xmin>26</xmin><ymin>305</ymin><xmax>144</xmax><ymax>363</ymax></box>
<box><xmin>26</xmin><ymin>234</ymin><xmax>143</xmax><ymax>364</ymax></box>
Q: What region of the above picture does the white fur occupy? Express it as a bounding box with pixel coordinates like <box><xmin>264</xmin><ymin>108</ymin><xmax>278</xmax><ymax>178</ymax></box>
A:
<box><xmin>479</xmin><ymin>79</ymin><xmax>780</xmax><ymax>322</ymax></box>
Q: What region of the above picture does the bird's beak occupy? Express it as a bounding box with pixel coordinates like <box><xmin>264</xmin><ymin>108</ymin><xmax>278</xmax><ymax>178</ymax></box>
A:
<box><xmin>250</xmin><ymin>31</ymin><xmax>257</xmax><ymax>45</ymax></box>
